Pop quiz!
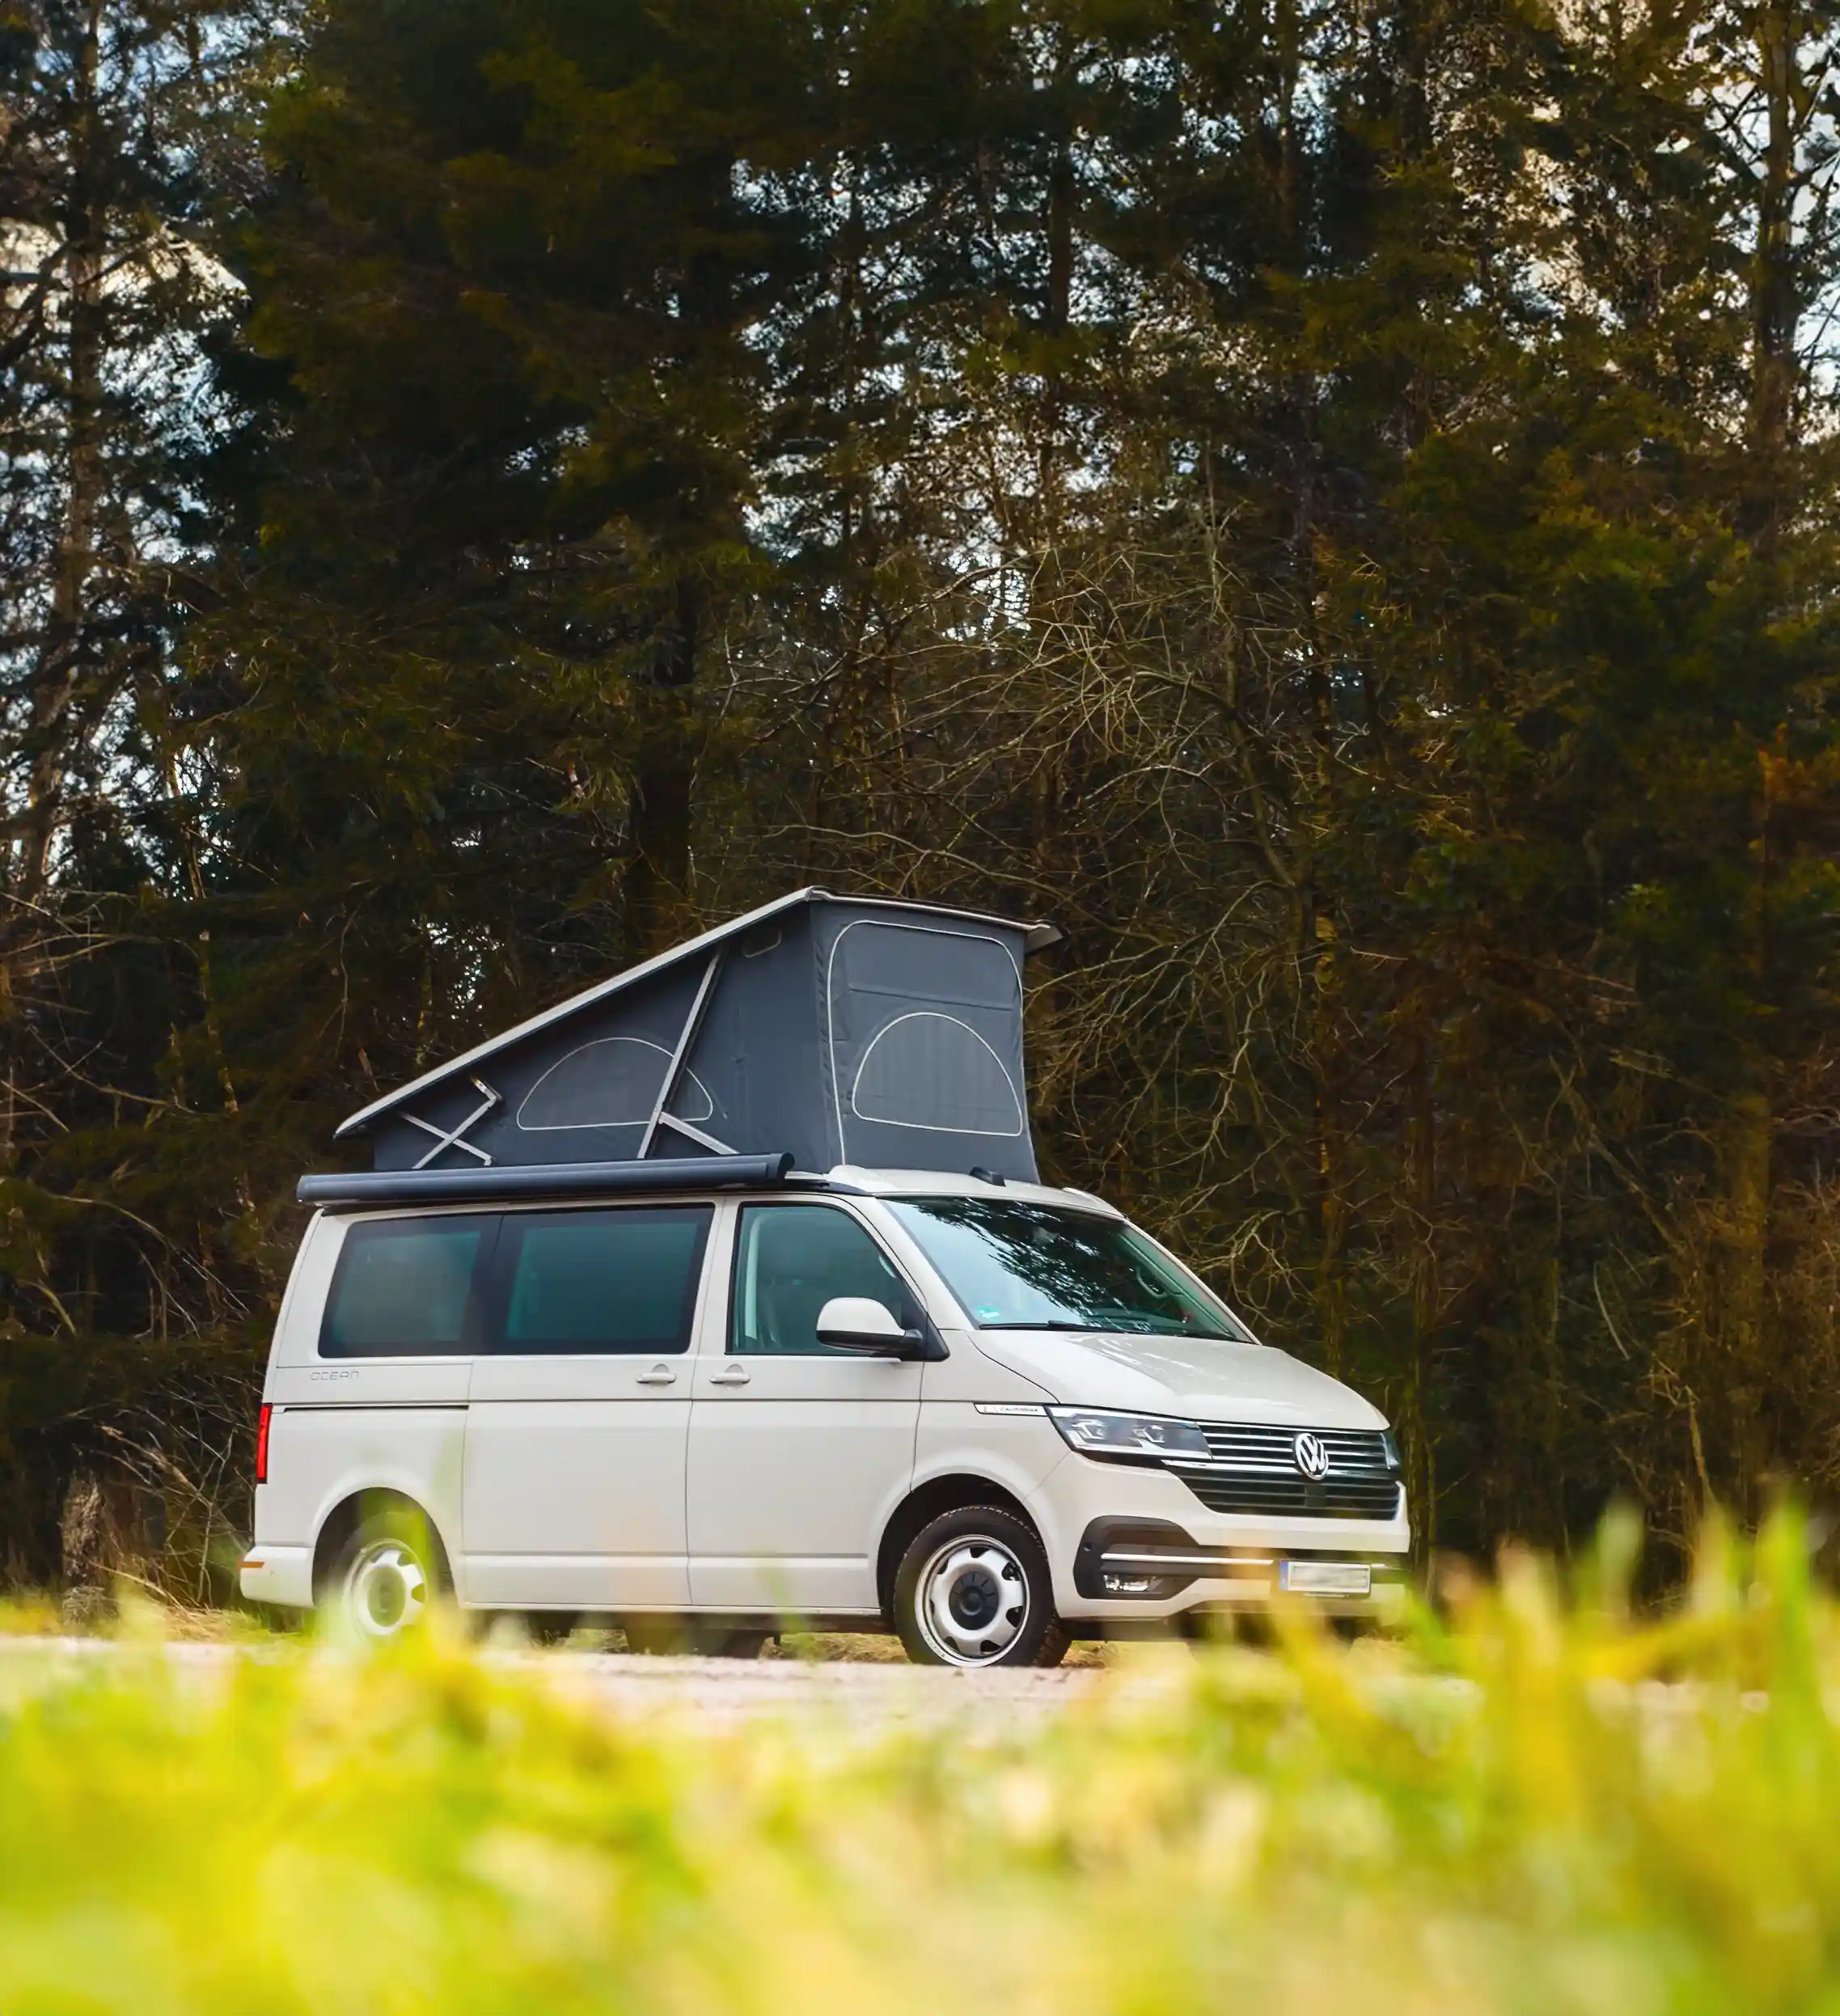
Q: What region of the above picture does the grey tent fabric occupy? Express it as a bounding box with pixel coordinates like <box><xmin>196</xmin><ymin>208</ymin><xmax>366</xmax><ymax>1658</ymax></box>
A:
<box><xmin>336</xmin><ymin>890</ymin><xmax>1055</xmax><ymax>1180</ymax></box>
<box><xmin>823</xmin><ymin>916</ymin><xmax>1027</xmax><ymax>1157</ymax></box>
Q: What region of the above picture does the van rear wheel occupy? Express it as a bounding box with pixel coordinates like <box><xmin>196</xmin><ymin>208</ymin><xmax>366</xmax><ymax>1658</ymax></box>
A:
<box><xmin>327</xmin><ymin>1507</ymin><xmax>449</xmax><ymax>1644</ymax></box>
<box><xmin>895</xmin><ymin>1506</ymin><xmax>1069</xmax><ymax>1668</ymax></box>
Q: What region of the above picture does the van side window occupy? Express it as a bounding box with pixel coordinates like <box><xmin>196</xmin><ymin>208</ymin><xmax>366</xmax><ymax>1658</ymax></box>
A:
<box><xmin>493</xmin><ymin>1206</ymin><xmax>713</xmax><ymax>1355</ymax></box>
<box><xmin>320</xmin><ymin>1215</ymin><xmax>494</xmax><ymax>1357</ymax></box>
<box><xmin>730</xmin><ymin>1203</ymin><xmax>917</xmax><ymax>1355</ymax></box>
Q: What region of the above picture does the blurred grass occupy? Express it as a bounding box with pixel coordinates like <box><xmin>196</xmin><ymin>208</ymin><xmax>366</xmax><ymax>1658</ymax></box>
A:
<box><xmin>2</xmin><ymin>1510</ymin><xmax>1839</xmax><ymax>2012</ymax></box>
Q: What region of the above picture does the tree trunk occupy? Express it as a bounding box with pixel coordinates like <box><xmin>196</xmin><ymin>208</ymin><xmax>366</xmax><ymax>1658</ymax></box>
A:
<box><xmin>1313</xmin><ymin>958</ymin><xmax>1350</xmax><ymax>1380</ymax></box>
<box><xmin>1038</xmin><ymin>127</ymin><xmax>1074</xmax><ymax>528</ymax></box>
<box><xmin>1</xmin><ymin>0</ymin><xmax>105</xmax><ymax>1175</ymax></box>
<box><xmin>59</xmin><ymin>1469</ymin><xmax>111</xmax><ymax>1625</ymax></box>
<box><xmin>1404</xmin><ymin>1025</ymin><xmax>1439</xmax><ymax>1554</ymax></box>
<box><xmin>1711</xmin><ymin>0</ymin><xmax>1796</xmax><ymax>1510</ymax></box>
<box><xmin>625</xmin><ymin>580</ymin><xmax>700</xmax><ymax>957</ymax></box>
<box><xmin>1745</xmin><ymin>0</ymin><xmax>1796</xmax><ymax>552</ymax></box>
<box><xmin>15</xmin><ymin>0</ymin><xmax>104</xmax><ymax>918</ymax></box>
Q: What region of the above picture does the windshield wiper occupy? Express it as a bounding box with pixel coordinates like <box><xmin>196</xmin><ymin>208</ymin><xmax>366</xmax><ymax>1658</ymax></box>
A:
<box><xmin>986</xmin><ymin>1317</ymin><xmax>1237</xmax><ymax>1338</ymax></box>
<box><xmin>975</xmin><ymin>1314</ymin><xmax>1233</xmax><ymax>1330</ymax></box>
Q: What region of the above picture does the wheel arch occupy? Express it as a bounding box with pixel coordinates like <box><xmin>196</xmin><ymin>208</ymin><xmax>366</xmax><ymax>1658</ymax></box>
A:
<box><xmin>875</xmin><ymin>1473</ymin><xmax>1037</xmax><ymax>1620</ymax></box>
<box><xmin>311</xmin><ymin>1488</ymin><xmax>455</xmax><ymax>1603</ymax></box>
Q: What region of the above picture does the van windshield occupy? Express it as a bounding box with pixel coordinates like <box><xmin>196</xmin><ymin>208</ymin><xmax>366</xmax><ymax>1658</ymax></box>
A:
<box><xmin>886</xmin><ymin>1198</ymin><xmax>1250</xmax><ymax>1341</ymax></box>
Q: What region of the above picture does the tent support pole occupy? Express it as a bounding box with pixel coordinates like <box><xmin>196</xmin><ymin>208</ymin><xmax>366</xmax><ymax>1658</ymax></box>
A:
<box><xmin>406</xmin><ymin>1077</ymin><xmax>502</xmax><ymax>1169</ymax></box>
<box><xmin>637</xmin><ymin>949</ymin><xmax>726</xmax><ymax>1160</ymax></box>
<box><xmin>656</xmin><ymin>1112</ymin><xmax>735</xmax><ymax>1156</ymax></box>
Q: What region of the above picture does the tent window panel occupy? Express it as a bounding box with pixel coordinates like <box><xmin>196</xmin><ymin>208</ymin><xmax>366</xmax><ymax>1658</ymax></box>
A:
<box><xmin>321</xmin><ymin>1217</ymin><xmax>495</xmax><ymax>1357</ymax></box>
<box><xmin>496</xmin><ymin>1207</ymin><xmax>712</xmax><ymax>1355</ymax></box>
<box><xmin>832</xmin><ymin>921</ymin><xmax>1022</xmax><ymax>1012</ymax></box>
<box><xmin>849</xmin><ymin>1012</ymin><xmax>1026</xmax><ymax>1135</ymax></box>
<box><xmin>730</xmin><ymin>1204</ymin><xmax>918</xmax><ymax>1356</ymax></box>
<box><xmin>515</xmin><ymin>1038</ymin><xmax>715</xmax><ymax>1132</ymax></box>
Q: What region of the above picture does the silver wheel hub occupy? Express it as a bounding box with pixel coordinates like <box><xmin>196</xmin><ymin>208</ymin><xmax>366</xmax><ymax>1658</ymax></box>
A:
<box><xmin>917</xmin><ymin>1535</ymin><xmax>1029</xmax><ymax>1666</ymax></box>
<box><xmin>344</xmin><ymin>1539</ymin><xmax>429</xmax><ymax>1641</ymax></box>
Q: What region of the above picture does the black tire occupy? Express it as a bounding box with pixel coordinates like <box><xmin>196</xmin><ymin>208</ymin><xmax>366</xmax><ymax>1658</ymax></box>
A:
<box><xmin>324</xmin><ymin>1503</ymin><xmax>450</xmax><ymax>1643</ymax></box>
<box><xmin>894</xmin><ymin>1505</ymin><xmax>1069</xmax><ymax>1668</ymax></box>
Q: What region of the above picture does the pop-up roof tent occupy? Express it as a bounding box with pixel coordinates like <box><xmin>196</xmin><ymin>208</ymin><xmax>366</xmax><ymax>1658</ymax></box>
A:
<box><xmin>303</xmin><ymin>890</ymin><xmax>1059</xmax><ymax>1205</ymax></box>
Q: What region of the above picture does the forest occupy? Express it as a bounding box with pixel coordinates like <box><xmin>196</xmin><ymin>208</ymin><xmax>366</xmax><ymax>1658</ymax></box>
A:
<box><xmin>3</xmin><ymin>0</ymin><xmax>1840</xmax><ymax>1597</ymax></box>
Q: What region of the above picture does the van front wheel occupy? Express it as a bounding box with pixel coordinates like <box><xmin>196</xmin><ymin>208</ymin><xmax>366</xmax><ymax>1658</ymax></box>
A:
<box><xmin>895</xmin><ymin>1507</ymin><xmax>1069</xmax><ymax>1669</ymax></box>
<box><xmin>328</xmin><ymin>1507</ymin><xmax>449</xmax><ymax>1643</ymax></box>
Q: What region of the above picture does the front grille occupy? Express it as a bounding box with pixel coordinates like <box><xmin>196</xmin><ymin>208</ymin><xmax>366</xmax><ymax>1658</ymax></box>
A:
<box><xmin>1170</xmin><ymin>1423</ymin><xmax>1403</xmax><ymax>1521</ymax></box>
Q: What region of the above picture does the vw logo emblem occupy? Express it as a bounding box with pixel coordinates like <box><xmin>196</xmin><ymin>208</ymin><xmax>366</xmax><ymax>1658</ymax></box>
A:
<box><xmin>1292</xmin><ymin>1432</ymin><xmax>1330</xmax><ymax>1481</ymax></box>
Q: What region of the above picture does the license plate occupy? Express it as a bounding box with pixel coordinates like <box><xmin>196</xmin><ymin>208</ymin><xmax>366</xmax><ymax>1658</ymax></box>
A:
<box><xmin>1280</xmin><ymin>1560</ymin><xmax>1371</xmax><ymax>1598</ymax></box>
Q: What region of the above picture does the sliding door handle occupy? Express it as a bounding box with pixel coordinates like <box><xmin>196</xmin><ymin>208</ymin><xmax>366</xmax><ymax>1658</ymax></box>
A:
<box><xmin>707</xmin><ymin>1364</ymin><xmax>751</xmax><ymax>1386</ymax></box>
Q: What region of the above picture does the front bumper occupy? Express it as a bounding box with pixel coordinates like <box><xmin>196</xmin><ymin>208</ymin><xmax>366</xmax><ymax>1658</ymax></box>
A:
<box><xmin>1073</xmin><ymin>1515</ymin><xmax>1410</xmax><ymax>1615</ymax></box>
<box><xmin>1029</xmin><ymin>1448</ymin><xmax>1411</xmax><ymax>1621</ymax></box>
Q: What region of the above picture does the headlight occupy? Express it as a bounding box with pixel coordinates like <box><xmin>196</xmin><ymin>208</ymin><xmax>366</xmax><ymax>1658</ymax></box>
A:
<box><xmin>1048</xmin><ymin>1408</ymin><xmax>1210</xmax><ymax>1462</ymax></box>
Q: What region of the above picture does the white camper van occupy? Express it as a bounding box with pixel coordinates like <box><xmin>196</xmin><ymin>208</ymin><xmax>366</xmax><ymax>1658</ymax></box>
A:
<box><xmin>241</xmin><ymin>892</ymin><xmax>1408</xmax><ymax>1664</ymax></box>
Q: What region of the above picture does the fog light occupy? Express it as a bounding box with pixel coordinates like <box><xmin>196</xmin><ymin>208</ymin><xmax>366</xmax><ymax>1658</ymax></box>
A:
<box><xmin>1102</xmin><ymin>1573</ymin><xmax>1160</xmax><ymax>1595</ymax></box>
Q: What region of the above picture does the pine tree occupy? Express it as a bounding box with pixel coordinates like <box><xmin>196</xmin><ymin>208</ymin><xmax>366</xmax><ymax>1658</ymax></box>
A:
<box><xmin>0</xmin><ymin>0</ymin><xmax>282</xmax><ymax>1585</ymax></box>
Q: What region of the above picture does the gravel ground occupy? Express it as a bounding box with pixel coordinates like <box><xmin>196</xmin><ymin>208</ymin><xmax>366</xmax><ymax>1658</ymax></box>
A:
<box><xmin>521</xmin><ymin>1646</ymin><xmax>1117</xmax><ymax>1728</ymax></box>
<box><xmin>0</xmin><ymin>1629</ymin><xmax>1165</xmax><ymax>1731</ymax></box>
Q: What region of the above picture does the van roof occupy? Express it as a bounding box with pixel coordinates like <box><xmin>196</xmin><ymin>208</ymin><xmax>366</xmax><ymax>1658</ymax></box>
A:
<box><xmin>300</xmin><ymin>1162</ymin><xmax>1122</xmax><ymax>1219</ymax></box>
<box><xmin>829</xmin><ymin>1167</ymin><xmax>1121</xmax><ymax>1215</ymax></box>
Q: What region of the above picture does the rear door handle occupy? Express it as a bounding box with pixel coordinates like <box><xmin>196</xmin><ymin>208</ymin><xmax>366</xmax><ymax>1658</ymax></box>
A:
<box><xmin>708</xmin><ymin>1364</ymin><xmax>751</xmax><ymax>1386</ymax></box>
<box><xmin>635</xmin><ymin>1365</ymin><xmax>678</xmax><ymax>1386</ymax></box>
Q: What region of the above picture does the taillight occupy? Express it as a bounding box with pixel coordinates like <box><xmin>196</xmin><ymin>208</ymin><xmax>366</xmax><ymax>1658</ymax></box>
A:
<box><xmin>256</xmin><ymin>1402</ymin><xmax>272</xmax><ymax>1486</ymax></box>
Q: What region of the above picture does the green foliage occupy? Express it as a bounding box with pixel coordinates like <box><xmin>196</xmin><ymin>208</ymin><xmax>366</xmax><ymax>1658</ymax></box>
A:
<box><xmin>3</xmin><ymin>1520</ymin><xmax>1840</xmax><ymax>2010</ymax></box>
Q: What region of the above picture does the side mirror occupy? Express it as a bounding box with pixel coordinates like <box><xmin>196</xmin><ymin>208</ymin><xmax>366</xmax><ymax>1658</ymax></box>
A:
<box><xmin>815</xmin><ymin>1296</ymin><xmax>924</xmax><ymax>1358</ymax></box>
